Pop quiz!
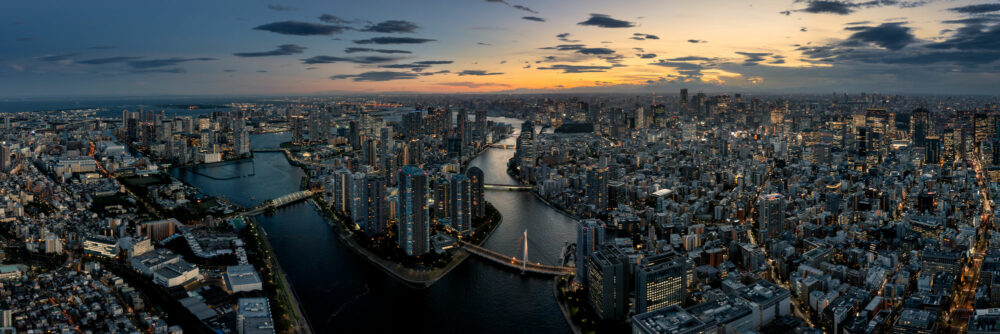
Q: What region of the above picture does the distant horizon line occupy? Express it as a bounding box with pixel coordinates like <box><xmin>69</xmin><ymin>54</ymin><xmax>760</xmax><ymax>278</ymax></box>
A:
<box><xmin>4</xmin><ymin>90</ymin><xmax>1000</xmax><ymax>101</ymax></box>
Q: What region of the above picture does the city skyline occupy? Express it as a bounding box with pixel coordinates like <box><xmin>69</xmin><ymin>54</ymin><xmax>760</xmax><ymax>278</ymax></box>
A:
<box><xmin>4</xmin><ymin>0</ymin><xmax>1000</xmax><ymax>97</ymax></box>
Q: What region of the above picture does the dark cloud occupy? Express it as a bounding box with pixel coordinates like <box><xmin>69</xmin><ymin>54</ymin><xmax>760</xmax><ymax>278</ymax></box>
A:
<box><xmin>927</xmin><ymin>21</ymin><xmax>1000</xmax><ymax>51</ymax></box>
<box><xmin>379</xmin><ymin>60</ymin><xmax>452</xmax><ymax>71</ymax></box>
<box><xmin>779</xmin><ymin>10</ymin><xmax>792</xmax><ymax>15</ymax></box>
<box><xmin>223</xmin><ymin>69</ymin><xmax>237</xmax><ymax>73</ymax></box>
<box><xmin>942</xmin><ymin>16</ymin><xmax>1000</xmax><ymax>25</ymax></box>
<box><xmin>344</xmin><ymin>48</ymin><xmax>413</xmax><ymax>54</ymax></box>
<box><xmin>948</xmin><ymin>3</ymin><xmax>1000</xmax><ymax>14</ymax></box>
<box><xmin>477</xmin><ymin>42</ymin><xmax>491</xmax><ymax>46</ymax></box>
<box><xmin>649</xmin><ymin>60</ymin><xmax>710</xmax><ymax>77</ymax></box>
<box><xmin>301</xmin><ymin>55</ymin><xmax>404</xmax><ymax>64</ymax></box>
<box><xmin>484</xmin><ymin>0</ymin><xmax>538</xmax><ymax>14</ymax></box>
<box><xmin>330</xmin><ymin>71</ymin><xmax>419</xmax><ymax>81</ymax></box>
<box><xmin>362</xmin><ymin>20</ymin><xmax>420</xmax><ymax>33</ymax></box>
<box><xmin>438</xmin><ymin>82</ymin><xmax>510</xmax><ymax>88</ymax></box>
<box><xmin>353</xmin><ymin>37</ymin><xmax>436</xmax><ymax>44</ymax></box>
<box><xmin>76</xmin><ymin>56</ymin><xmax>143</xmax><ymax>65</ymax></box>
<box><xmin>846</xmin><ymin>21</ymin><xmax>872</xmax><ymax>25</ymax></box>
<box><xmin>380</xmin><ymin>63</ymin><xmax>432</xmax><ymax>70</ymax></box>
<box><xmin>844</xmin><ymin>22</ymin><xmax>915</xmax><ymax>50</ymax></box>
<box><xmin>667</xmin><ymin>56</ymin><xmax>717</xmax><ymax>61</ymax></box>
<box><xmin>257</xmin><ymin>70</ymin><xmax>268</xmax><ymax>73</ymax></box>
<box><xmin>540</xmin><ymin>44</ymin><xmax>585</xmax><ymax>51</ymax></box>
<box><xmin>687</xmin><ymin>39</ymin><xmax>706</xmax><ymax>43</ymax></box>
<box><xmin>415</xmin><ymin>60</ymin><xmax>453</xmax><ymax>65</ymax></box>
<box><xmin>267</xmin><ymin>4</ymin><xmax>295</xmax><ymax>11</ymax></box>
<box><xmin>577</xmin><ymin>14</ymin><xmax>635</xmax><ymax>28</ymax></box>
<box><xmin>801</xmin><ymin>1</ymin><xmax>854</xmax><ymax>14</ymax></box>
<box><xmin>637</xmin><ymin>53</ymin><xmax>657</xmax><ymax>59</ymax></box>
<box><xmin>577</xmin><ymin>48</ymin><xmax>615</xmax><ymax>55</ymax></box>
<box><xmin>735</xmin><ymin>52</ymin><xmax>773</xmax><ymax>65</ymax></box>
<box><xmin>795</xmin><ymin>0</ymin><xmax>931</xmax><ymax>16</ymax></box>
<box><xmin>36</xmin><ymin>53</ymin><xmax>80</xmax><ymax>62</ymax></box>
<box><xmin>556</xmin><ymin>33</ymin><xmax>580</xmax><ymax>42</ymax></box>
<box><xmin>522</xmin><ymin>16</ymin><xmax>546</xmax><ymax>22</ymax></box>
<box><xmin>318</xmin><ymin>14</ymin><xmax>356</xmax><ymax>25</ymax></box>
<box><xmin>801</xmin><ymin>27</ymin><xmax>808</xmax><ymax>32</ymax></box>
<box><xmin>254</xmin><ymin>21</ymin><xmax>351</xmax><ymax>36</ymax></box>
<box><xmin>458</xmin><ymin>70</ymin><xmax>504</xmax><ymax>76</ymax></box>
<box><xmin>127</xmin><ymin>57</ymin><xmax>216</xmax><ymax>69</ymax></box>
<box><xmin>631</xmin><ymin>33</ymin><xmax>659</xmax><ymax>40</ymax></box>
<box><xmin>536</xmin><ymin>64</ymin><xmax>613</xmax><ymax>73</ymax></box>
<box><xmin>131</xmin><ymin>68</ymin><xmax>186</xmax><ymax>74</ymax></box>
<box><xmin>233</xmin><ymin>44</ymin><xmax>306</xmax><ymax>57</ymax></box>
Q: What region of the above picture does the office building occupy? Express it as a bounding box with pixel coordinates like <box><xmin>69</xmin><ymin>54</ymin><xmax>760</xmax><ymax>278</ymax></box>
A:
<box><xmin>398</xmin><ymin>166</ymin><xmax>430</xmax><ymax>256</ymax></box>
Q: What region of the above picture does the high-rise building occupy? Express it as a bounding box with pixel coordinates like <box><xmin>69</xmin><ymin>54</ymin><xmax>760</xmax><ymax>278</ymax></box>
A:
<box><xmin>588</xmin><ymin>245</ymin><xmax>628</xmax><ymax>321</ymax></box>
<box><xmin>466</xmin><ymin>167</ymin><xmax>485</xmax><ymax>218</ymax></box>
<box><xmin>925</xmin><ymin>136</ymin><xmax>941</xmax><ymax>165</ymax></box>
<box><xmin>403</xmin><ymin>110</ymin><xmax>423</xmax><ymax>139</ymax></box>
<box><xmin>433</xmin><ymin>177</ymin><xmax>450</xmax><ymax>220</ymax></box>
<box><xmin>576</xmin><ymin>219</ymin><xmax>606</xmax><ymax>283</ymax></box>
<box><xmin>290</xmin><ymin>114</ymin><xmax>305</xmax><ymax>144</ymax></box>
<box><xmin>758</xmin><ymin>193</ymin><xmax>786</xmax><ymax>242</ymax></box>
<box><xmin>911</xmin><ymin>108</ymin><xmax>930</xmax><ymax>148</ymax></box>
<box><xmin>635</xmin><ymin>251</ymin><xmax>689</xmax><ymax>314</ymax></box>
<box><xmin>398</xmin><ymin>166</ymin><xmax>430</xmax><ymax>256</ymax></box>
<box><xmin>457</xmin><ymin>109</ymin><xmax>469</xmax><ymax>148</ymax></box>
<box><xmin>330</xmin><ymin>169</ymin><xmax>351</xmax><ymax>213</ymax></box>
<box><xmin>349</xmin><ymin>120</ymin><xmax>361</xmax><ymax>150</ymax></box>
<box><xmin>680</xmin><ymin>88</ymin><xmax>689</xmax><ymax>113</ymax></box>
<box><xmin>349</xmin><ymin>172</ymin><xmax>368</xmax><ymax>228</ymax></box>
<box><xmin>450</xmin><ymin>174</ymin><xmax>472</xmax><ymax>235</ymax></box>
<box><xmin>587</xmin><ymin>166</ymin><xmax>609</xmax><ymax>212</ymax></box>
<box><xmin>365</xmin><ymin>176</ymin><xmax>387</xmax><ymax>237</ymax></box>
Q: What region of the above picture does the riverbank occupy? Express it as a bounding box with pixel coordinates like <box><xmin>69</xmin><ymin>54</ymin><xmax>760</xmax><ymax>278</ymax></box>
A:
<box><xmin>309</xmin><ymin>197</ymin><xmax>504</xmax><ymax>288</ymax></box>
<box><xmin>243</xmin><ymin>216</ymin><xmax>313</xmax><ymax>333</ymax></box>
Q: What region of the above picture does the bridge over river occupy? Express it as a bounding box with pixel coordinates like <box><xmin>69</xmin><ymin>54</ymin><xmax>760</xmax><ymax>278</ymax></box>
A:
<box><xmin>458</xmin><ymin>230</ymin><xmax>574</xmax><ymax>276</ymax></box>
<box><xmin>228</xmin><ymin>190</ymin><xmax>315</xmax><ymax>217</ymax></box>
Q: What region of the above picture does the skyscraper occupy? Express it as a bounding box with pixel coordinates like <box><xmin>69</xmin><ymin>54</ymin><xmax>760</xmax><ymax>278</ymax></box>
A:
<box><xmin>911</xmin><ymin>108</ymin><xmax>930</xmax><ymax>148</ymax></box>
<box><xmin>586</xmin><ymin>166</ymin><xmax>609</xmax><ymax>212</ymax></box>
<box><xmin>466</xmin><ymin>167</ymin><xmax>485</xmax><ymax>218</ymax></box>
<box><xmin>398</xmin><ymin>166</ymin><xmax>430</xmax><ymax>256</ymax></box>
<box><xmin>290</xmin><ymin>114</ymin><xmax>305</xmax><ymax>144</ymax></box>
<box><xmin>588</xmin><ymin>245</ymin><xmax>628</xmax><ymax>321</ymax></box>
<box><xmin>680</xmin><ymin>88</ymin><xmax>689</xmax><ymax>113</ymax></box>
<box><xmin>576</xmin><ymin>218</ymin><xmax>606</xmax><ymax>283</ymax></box>
<box><xmin>635</xmin><ymin>251</ymin><xmax>689</xmax><ymax>314</ymax></box>
<box><xmin>365</xmin><ymin>176</ymin><xmax>387</xmax><ymax>237</ymax></box>
<box><xmin>450</xmin><ymin>174</ymin><xmax>472</xmax><ymax>235</ymax></box>
<box><xmin>349</xmin><ymin>172</ymin><xmax>368</xmax><ymax>229</ymax></box>
<box><xmin>758</xmin><ymin>193</ymin><xmax>786</xmax><ymax>242</ymax></box>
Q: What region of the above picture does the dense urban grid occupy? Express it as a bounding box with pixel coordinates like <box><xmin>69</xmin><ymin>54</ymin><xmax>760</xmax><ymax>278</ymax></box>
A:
<box><xmin>1</xmin><ymin>92</ymin><xmax>1000</xmax><ymax>334</ymax></box>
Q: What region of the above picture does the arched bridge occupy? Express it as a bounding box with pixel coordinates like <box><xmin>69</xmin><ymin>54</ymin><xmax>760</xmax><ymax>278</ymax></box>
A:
<box><xmin>458</xmin><ymin>237</ymin><xmax>574</xmax><ymax>276</ymax></box>
<box><xmin>484</xmin><ymin>184</ymin><xmax>532</xmax><ymax>191</ymax></box>
<box><xmin>235</xmin><ymin>190</ymin><xmax>315</xmax><ymax>217</ymax></box>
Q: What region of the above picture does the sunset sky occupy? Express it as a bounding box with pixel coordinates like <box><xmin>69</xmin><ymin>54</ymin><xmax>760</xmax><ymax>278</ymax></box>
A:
<box><xmin>2</xmin><ymin>0</ymin><xmax>1000</xmax><ymax>97</ymax></box>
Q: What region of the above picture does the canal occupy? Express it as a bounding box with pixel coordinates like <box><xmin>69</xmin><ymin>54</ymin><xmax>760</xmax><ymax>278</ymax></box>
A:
<box><xmin>169</xmin><ymin>117</ymin><xmax>577</xmax><ymax>333</ymax></box>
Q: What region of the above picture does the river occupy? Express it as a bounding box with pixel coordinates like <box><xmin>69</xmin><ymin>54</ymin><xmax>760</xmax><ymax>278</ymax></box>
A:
<box><xmin>169</xmin><ymin>117</ymin><xmax>578</xmax><ymax>333</ymax></box>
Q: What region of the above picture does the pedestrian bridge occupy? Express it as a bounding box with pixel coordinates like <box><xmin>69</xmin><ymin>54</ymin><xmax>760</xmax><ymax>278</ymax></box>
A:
<box><xmin>236</xmin><ymin>190</ymin><xmax>314</xmax><ymax>216</ymax></box>
<box><xmin>458</xmin><ymin>238</ymin><xmax>574</xmax><ymax>276</ymax></box>
<box><xmin>483</xmin><ymin>184</ymin><xmax>532</xmax><ymax>191</ymax></box>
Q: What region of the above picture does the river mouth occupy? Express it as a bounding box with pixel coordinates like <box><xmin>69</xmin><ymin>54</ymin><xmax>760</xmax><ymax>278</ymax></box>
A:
<box><xmin>170</xmin><ymin>117</ymin><xmax>577</xmax><ymax>333</ymax></box>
